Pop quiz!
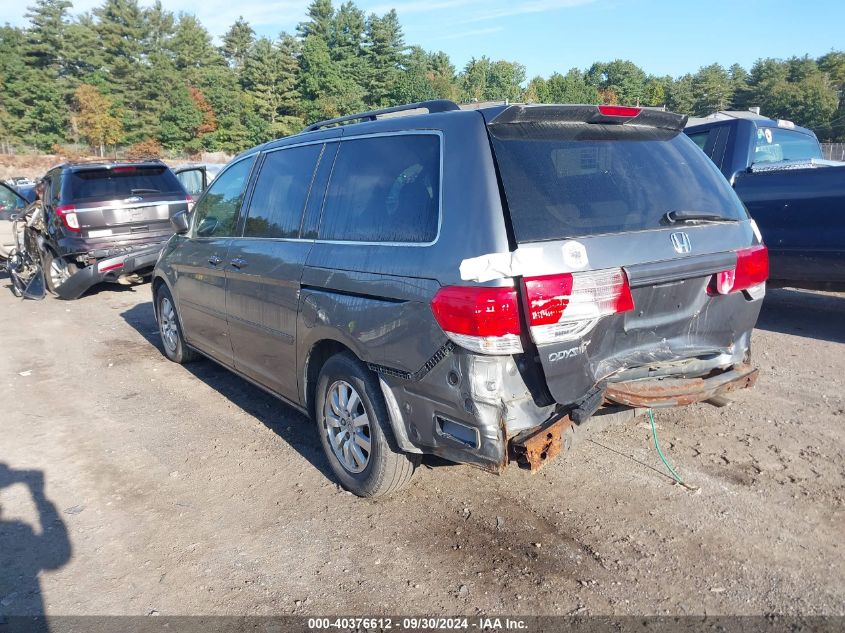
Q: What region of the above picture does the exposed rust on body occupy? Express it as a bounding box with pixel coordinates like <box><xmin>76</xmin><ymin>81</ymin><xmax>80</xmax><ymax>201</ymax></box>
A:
<box><xmin>605</xmin><ymin>363</ymin><xmax>758</xmax><ymax>409</ymax></box>
<box><xmin>509</xmin><ymin>414</ymin><xmax>573</xmax><ymax>472</ymax></box>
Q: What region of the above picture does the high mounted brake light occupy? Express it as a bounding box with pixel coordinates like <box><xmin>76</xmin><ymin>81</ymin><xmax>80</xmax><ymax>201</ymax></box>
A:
<box><xmin>597</xmin><ymin>105</ymin><xmax>642</xmax><ymax>118</ymax></box>
<box><xmin>55</xmin><ymin>204</ymin><xmax>80</xmax><ymax>231</ymax></box>
<box><xmin>431</xmin><ymin>285</ymin><xmax>523</xmax><ymax>355</ymax></box>
<box><xmin>112</xmin><ymin>166</ymin><xmax>138</xmax><ymax>173</ymax></box>
<box><xmin>522</xmin><ymin>268</ymin><xmax>634</xmax><ymax>344</ymax></box>
<box><xmin>487</xmin><ymin>104</ymin><xmax>687</xmax><ymax>134</ymax></box>
<box><xmin>713</xmin><ymin>245</ymin><xmax>769</xmax><ymax>295</ymax></box>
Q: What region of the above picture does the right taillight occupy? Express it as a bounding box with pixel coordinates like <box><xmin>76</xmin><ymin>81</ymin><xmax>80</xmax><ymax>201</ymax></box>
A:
<box><xmin>714</xmin><ymin>245</ymin><xmax>768</xmax><ymax>295</ymax></box>
<box><xmin>55</xmin><ymin>204</ymin><xmax>80</xmax><ymax>231</ymax></box>
<box><xmin>431</xmin><ymin>285</ymin><xmax>523</xmax><ymax>355</ymax></box>
<box><xmin>522</xmin><ymin>268</ymin><xmax>634</xmax><ymax>344</ymax></box>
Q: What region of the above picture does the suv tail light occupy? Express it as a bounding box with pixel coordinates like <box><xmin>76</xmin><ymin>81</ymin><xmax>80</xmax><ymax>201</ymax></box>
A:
<box><xmin>522</xmin><ymin>268</ymin><xmax>634</xmax><ymax>344</ymax></box>
<box><xmin>55</xmin><ymin>204</ymin><xmax>80</xmax><ymax>231</ymax></box>
<box><xmin>431</xmin><ymin>285</ymin><xmax>523</xmax><ymax>355</ymax></box>
<box><xmin>713</xmin><ymin>245</ymin><xmax>768</xmax><ymax>295</ymax></box>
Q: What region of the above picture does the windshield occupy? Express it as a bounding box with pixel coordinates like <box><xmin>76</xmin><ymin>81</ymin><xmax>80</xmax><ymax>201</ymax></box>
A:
<box><xmin>69</xmin><ymin>166</ymin><xmax>184</xmax><ymax>202</ymax></box>
<box><xmin>490</xmin><ymin>131</ymin><xmax>748</xmax><ymax>243</ymax></box>
<box><xmin>753</xmin><ymin>127</ymin><xmax>822</xmax><ymax>164</ymax></box>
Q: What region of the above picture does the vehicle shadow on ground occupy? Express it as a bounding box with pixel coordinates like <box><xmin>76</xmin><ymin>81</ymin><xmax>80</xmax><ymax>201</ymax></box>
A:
<box><xmin>0</xmin><ymin>464</ymin><xmax>71</xmax><ymax>632</ymax></box>
<box><xmin>756</xmin><ymin>288</ymin><xmax>845</xmax><ymax>344</ymax></box>
<box><xmin>119</xmin><ymin>301</ymin><xmax>337</xmax><ymax>483</ymax></box>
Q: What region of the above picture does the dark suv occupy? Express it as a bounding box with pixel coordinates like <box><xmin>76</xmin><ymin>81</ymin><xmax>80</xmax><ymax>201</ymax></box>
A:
<box><xmin>37</xmin><ymin>160</ymin><xmax>190</xmax><ymax>298</ymax></box>
<box><xmin>152</xmin><ymin>100</ymin><xmax>767</xmax><ymax>497</ymax></box>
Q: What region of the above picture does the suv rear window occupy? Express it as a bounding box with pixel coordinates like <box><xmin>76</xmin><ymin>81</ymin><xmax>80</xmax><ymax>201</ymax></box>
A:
<box><xmin>490</xmin><ymin>132</ymin><xmax>747</xmax><ymax>242</ymax></box>
<box><xmin>318</xmin><ymin>134</ymin><xmax>440</xmax><ymax>243</ymax></box>
<box><xmin>69</xmin><ymin>166</ymin><xmax>184</xmax><ymax>202</ymax></box>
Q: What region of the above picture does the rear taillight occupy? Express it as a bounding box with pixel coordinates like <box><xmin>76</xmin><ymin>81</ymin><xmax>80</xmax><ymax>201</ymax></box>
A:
<box><xmin>522</xmin><ymin>268</ymin><xmax>634</xmax><ymax>344</ymax></box>
<box><xmin>713</xmin><ymin>245</ymin><xmax>768</xmax><ymax>295</ymax></box>
<box><xmin>55</xmin><ymin>204</ymin><xmax>80</xmax><ymax>231</ymax></box>
<box><xmin>431</xmin><ymin>285</ymin><xmax>523</xmax><ymax>355</ymax></box>
<box><xmin>185</xmin><ymin>194</ymin><xmax>194</xmax><ymax>212</ymax></box>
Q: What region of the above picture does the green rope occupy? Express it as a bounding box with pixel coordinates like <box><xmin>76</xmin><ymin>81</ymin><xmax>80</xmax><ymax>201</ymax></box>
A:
<box><xmin>648</xmin><ymin>408</ymin><xmax>684</xmax><ymax>484</ymax></box>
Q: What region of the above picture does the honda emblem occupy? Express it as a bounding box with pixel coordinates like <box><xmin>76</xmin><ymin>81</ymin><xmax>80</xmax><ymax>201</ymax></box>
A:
<box><xmin>670</xmin><ymin>232</ymin><xmax>692</xmax><ymax>254</ymax></box>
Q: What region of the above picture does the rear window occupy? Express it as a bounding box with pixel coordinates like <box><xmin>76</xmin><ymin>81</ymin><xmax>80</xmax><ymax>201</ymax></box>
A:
<box><xmin>69</xmin><ymin>166</ymin><xmax>184</xmax><ymax>202</ymax></box>
<box><xmin>490</xmin><ymin>132</ymin><xmax>747</xmax><ymax>242</ymax></box>
<box><xmin>753</xmin><ymin>127</ymin><xmax>822</xmax><ymax>164</ymax></box>
<box><xmin>318</xmin><ymin>134</ymin><xmax>440</xmax><ymax>243</ymax></box>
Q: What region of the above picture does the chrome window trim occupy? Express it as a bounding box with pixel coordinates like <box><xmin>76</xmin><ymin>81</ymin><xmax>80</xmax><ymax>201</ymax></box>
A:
<box><xmin>69</xmin><ymin>199</ymin><xmax>188</xmax><ymax>214</ymax></box>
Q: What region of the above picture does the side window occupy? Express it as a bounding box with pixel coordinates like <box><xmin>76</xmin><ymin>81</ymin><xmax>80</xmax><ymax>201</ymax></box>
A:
<box><xmin>318</xmin><ymin>134</ymin><xmax>440</xmax><ymax>243</ymax></box>
<box><xmin>0</xmin><ymin>185</ymin><xmax>26</xmax><ymax>214</ymax></box>
<box><xmin>243</xmin><ymin>144</ymin><xmax>323</xmax><ymax>239</ymax></box>
<box><xmin>687</xmin><ymin>132</ymin><xmax>709</xmax><ymax>151</ymax></box>
<box><xmin>51</xmin><ymin>173</ymin><xmax>62</xmax><ymax>205</ymax></box>
<box><xmin>191</xmin><ymin>157</ymin><xmax>255</xmax><ymax>238</ymax></box>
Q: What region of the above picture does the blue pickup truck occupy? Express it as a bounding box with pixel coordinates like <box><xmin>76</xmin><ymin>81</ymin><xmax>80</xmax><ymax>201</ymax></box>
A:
<box><xmin>685</xmin><ymin>113</ymin><xmax>845</xmax><ymax>291</ymax></box>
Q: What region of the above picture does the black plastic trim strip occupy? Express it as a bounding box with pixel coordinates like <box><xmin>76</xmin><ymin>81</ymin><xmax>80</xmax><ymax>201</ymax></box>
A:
<box><xmin>367</xmin><ymin>341</ymin><xmax>455</xmax><ymax>382</ymax></box>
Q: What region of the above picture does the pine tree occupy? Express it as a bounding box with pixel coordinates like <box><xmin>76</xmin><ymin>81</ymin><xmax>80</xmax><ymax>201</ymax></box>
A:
<box><xmin>222</xmin><ymin>17</ymin><xmax>255</xmax><ymax>70</ymax></box>
<box><xmin>364</xmin><ymin>9</ymin><xmax>404</xmax><ymax>106</ymax></box>
<box><xmin>298</xmin><ymin>0</ymin><xmax>335</xmax><ymax>41</ymax></box>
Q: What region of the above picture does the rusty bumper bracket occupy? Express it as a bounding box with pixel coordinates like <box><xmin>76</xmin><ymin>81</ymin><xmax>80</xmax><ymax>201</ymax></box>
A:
<box><xmin>509</xmin><ymin>414</ymin><xmax>574</xmax><ymax>472</ymax></box>
<box><xmin>604</xmin><ymin>363</ymin><xmax>759</xmax><ymax>409</ymax></box>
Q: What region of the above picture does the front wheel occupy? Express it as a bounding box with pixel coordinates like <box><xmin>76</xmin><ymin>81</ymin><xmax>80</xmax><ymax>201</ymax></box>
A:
<box><xmin>315</xmin><ymin>353</ymin><xmax>418</xmax><ymax>497</ymax></box>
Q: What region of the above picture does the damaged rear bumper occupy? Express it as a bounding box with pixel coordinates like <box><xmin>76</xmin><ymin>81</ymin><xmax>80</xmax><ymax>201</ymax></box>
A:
<box><xmin>604</xmin><ymin>363</ymin><xmax>758</xmax><ymax>408</ymax></box>
<box><xmin>55</xmin><ymin>243</ymin><xmax>164</xmax><ymax>300</ymax></box>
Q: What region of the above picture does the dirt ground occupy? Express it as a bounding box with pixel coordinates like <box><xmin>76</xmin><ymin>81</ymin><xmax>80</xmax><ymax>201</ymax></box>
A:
<box><xmin>0</xmin><ymin>279</ymin><xmax>842</xmax><ymax>618</ymax></box>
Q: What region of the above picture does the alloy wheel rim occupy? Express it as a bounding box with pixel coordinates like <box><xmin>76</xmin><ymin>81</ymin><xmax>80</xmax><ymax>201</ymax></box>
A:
<box><xmin>323</xmin><ymin>380</ymin><xmax>371</xmax><ymax>473</ymax></box>
<box><xmin>159</xmin><ymin>297</ymin><xmax>179</xmax><ymax>353</ymax></box>
<box><xmin>50</xmin><ymin>257</ymin><xmax>69</xmax><ymax>288</ymax></box>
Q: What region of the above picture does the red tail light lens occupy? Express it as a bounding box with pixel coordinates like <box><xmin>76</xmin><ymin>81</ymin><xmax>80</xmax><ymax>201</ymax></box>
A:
<box><xmin>597</xmin><ymin>105</ymin><xmax>642</xmax><ymax>117</ymax></box>
<box><xmin>55</xmin><ymin>204</ymin><xmax>80</xmax><ymax>231</ymax></box>
<box><xmin>431</xmin><ymin>285</ymin><xmax>523</xmax><ymax>355</ymax></box>
<box><xmin>522</xmin><ymin>268</ymin><xmax>634</xmax><ymax>344</ymax></box>
<box><xmin>714</xmin><ymin>245</ymin><xmax>768</xmax><ymax>295</ymax></box>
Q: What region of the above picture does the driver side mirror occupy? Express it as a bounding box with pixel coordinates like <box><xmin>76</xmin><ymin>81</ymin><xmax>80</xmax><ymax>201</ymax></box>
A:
<box><xmin>170</xmin><ymin>210</ymin><xmax>190</xmax><ymax>234</ymax></box>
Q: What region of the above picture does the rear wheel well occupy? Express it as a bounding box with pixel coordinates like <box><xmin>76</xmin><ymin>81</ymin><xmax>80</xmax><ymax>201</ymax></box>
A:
<box><xmin>305</xmin><ymin>340</ymin><xmax>354</xmax><ymax>419</ymax></box>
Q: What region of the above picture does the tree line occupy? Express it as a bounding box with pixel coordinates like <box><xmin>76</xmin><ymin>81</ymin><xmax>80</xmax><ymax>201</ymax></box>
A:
<box><xmin>1</xmin><ymin>0</ymin><xmax>844</xmax><ymax>156</ymax></box>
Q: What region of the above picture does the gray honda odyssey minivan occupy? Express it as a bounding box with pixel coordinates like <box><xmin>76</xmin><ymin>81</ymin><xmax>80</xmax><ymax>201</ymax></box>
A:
<box><xmin>152</xmin><ymin>100</ymin><xmax>766</xmax><ymax>497</ymax></box>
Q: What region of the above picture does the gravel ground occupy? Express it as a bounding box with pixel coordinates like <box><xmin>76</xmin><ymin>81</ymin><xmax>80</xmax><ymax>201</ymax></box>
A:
<box><xmin>0</xmin><ymin>280</ymin><xmax>843</xmax><ymax>617</ymax></box>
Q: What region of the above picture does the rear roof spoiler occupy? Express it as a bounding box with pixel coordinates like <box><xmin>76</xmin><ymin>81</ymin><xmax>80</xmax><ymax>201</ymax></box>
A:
<box><xmin>488</xmin><ymin>104</ymin><xmax>688</xmax><ymax>133</ymax></box>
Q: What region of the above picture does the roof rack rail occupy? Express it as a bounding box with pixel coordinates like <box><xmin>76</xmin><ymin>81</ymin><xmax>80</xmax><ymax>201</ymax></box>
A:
<box><xmin>303</xmin><ymin>99</ymin><xmax>460</xmax><ymax>132</ymax></box>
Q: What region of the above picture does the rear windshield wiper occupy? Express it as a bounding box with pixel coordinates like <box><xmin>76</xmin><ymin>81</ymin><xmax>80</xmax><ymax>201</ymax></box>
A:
<box><xmin>130</xmin><ymin>188</ymin><xmax>160</xmax><ymax>194</ymax></box>
<box><xmin>663</xmin><ymin>210</ymin><xmax>738</xmax><ymax>224</ymax></box>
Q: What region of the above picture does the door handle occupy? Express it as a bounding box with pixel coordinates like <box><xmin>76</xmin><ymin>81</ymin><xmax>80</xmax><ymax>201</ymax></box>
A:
<box><xmin>208</xmin><ymin>254</ymin><xmax>222</xmax><ymax>266</ymax></box>
<box><xmin>230</xmin><ymin>257</ymin><xmax>248</xmax><ymax>269</ymax></box>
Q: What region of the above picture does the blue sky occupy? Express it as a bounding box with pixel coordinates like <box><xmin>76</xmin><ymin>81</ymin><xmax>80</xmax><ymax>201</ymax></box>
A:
<box><xmin>3</xmin><ymin>0</ymin><xmax>843</xmax><ymax>79</ymax></box>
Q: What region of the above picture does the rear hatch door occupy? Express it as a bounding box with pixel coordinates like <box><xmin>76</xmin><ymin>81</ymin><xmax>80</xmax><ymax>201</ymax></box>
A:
<box><xmin>484</xmin><ymin>105</ymin><xmax>764</xmax><ymax>405</ymax></box>
<box><xmin>69</xmin><ymin>164</ymin><xmax>189</xmax><ymax>240</ymax></box>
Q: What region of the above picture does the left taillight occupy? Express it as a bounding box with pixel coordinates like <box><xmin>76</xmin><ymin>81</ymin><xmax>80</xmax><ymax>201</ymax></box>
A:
<box><xmin>522</xmin><ymin>268</ymin><xmax>634</xmax><ymax>344</ymax></box>
<box><xmin>713</xmin><ymin>245</ymin><xmax>768</xmax><ymax>295</ymax></box>
<box><xmin>55</xmin><ymin>204</ymin><xmax>80</xmax><ymax>231</ymax></box>
<box><xmin>430</xmin><ymin>285</ymin><xmax>523</xmax><ymax>355</ymax></box>
<box><xmin>185</xmin><ymin>194</ymin><xmax>194</xmax><ymax>212</ymax></box>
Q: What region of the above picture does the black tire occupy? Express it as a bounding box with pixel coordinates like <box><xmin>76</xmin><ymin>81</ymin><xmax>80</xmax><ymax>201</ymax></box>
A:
<box><xmin>42</xmin><ymin>249</ymin><xmax>77</xmax><ymax>295</ymax></box>
<box><xmin>315</xmin><ymin>353</ymin><xmax>419</xmax><ymax>497</ymax></box>
<box><xmin>155</xmin><ymin>284</ymin><xmax>198</xmax><ymax>364</ymax></box>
